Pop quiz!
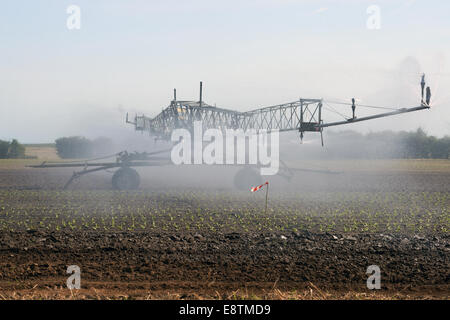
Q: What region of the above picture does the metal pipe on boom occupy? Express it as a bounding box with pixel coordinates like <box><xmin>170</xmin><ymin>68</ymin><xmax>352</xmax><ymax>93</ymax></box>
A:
<box><xmin>199</xmin><ymin>81</ymin><xmax>203</xmax><ymax>107</ymax></box>
<box><xmin>318</xmin><ymin>105</ymin><xmax>430</xmax><ymax>129</ymax></box>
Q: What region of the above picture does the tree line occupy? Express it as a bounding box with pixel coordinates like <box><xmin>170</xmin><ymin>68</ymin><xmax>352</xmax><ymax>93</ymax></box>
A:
<box><xmin>324</xmin><ymin>128</ymin><xmax>450</xmax><ymax>159</ymax></box>
<box><xmin>2</xmin><ymin>129</ymin><xmax>448</xmax><ymax>160</ymax></box>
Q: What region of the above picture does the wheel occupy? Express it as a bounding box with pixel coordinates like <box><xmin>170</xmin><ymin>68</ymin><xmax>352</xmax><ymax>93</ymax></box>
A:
<box><xmin>112</xmin><ymin>167</ymin><xmax>140</xmax><ymax>190</ymax></box>
<box><xmin>233</xmin><ymin>167</ymin><xmax>262</xmax><ymax>191</ymax></box>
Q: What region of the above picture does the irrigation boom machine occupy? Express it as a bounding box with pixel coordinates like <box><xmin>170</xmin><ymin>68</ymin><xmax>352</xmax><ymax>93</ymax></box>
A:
<box><xmin>31</xmin><ymin>76</ymin><xmax>432</xmax><ymax>190</ymax></box>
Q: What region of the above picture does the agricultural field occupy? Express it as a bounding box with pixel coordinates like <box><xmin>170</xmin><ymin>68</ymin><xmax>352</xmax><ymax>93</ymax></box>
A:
<box><xmin>0</xmin><ymin>159</ymin><xmax>448</xmax><ymax>299</ymax></box>
<box><xmin>23</xmin><ymin>144</ymin><xmax>59</xmax><ymax>161</ymax></box>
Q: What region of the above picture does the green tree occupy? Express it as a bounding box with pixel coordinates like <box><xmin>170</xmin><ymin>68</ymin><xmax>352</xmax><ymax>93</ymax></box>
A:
<box><xmin>0</xmin><ymin>140</ymin><xmax>9</xmax><ymax>158</ymax></box>
<box><xmin>55</xmin><ymin>136</ymin><xmax>93</xmax><ymax>159</ymax></box>
<box><xmin>430</xmin><ymin>136</ymin><xmax>450</xmax><ymax>159</ymax></box>
<box><xmin>7</xmin><ymin>139</ymin><xmax>25</xmax><ymax>158</ymax></box>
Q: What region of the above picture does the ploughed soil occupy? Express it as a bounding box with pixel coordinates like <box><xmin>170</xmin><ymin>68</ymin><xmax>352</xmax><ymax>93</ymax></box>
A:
<box><xmin>0</xmin><ymin>163</ymin><xmax>448</xmax><ymax>299</ymax></box>
<box><xmin>0</xmin><ymin>229</ymin><xmax>448</xmax><ymax>299</ymax></box>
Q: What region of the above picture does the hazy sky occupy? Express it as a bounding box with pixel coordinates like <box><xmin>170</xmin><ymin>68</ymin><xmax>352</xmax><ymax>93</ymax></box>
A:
<box><xmin>1</xmin><ymin>0</ymin><xmax>449</xmax><ymax>143</ymax></box>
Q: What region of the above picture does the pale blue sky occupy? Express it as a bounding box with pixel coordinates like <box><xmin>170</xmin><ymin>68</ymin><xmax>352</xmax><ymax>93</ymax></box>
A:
<box><xmin>1</xmin><ymin>0</ymin><xmax>449</xmax><ymax>143</ymax></box>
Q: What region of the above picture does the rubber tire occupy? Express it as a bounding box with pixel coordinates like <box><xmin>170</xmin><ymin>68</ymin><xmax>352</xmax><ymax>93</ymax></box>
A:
<box><xmin>233</xmin><ymin>168</ymin><xmax>262</xmax><ymax>191</ymax></box>
<box><xmin>112</xmin><ymin>167</ymin><xmax>140</xmax><ymax>190</ymax></box>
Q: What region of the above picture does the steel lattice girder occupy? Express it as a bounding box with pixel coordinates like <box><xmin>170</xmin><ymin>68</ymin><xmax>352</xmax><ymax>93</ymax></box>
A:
<box><xmin>133</xmin><ymin>99</ymin><xmax>323</xmax><ymax>139</ymax></box>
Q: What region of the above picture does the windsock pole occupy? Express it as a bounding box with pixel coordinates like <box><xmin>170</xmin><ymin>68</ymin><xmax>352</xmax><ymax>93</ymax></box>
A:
<box><xmin>250</xmin><ymin>181</ymin><xmax>269</xmax><ymax>214</ymax></box>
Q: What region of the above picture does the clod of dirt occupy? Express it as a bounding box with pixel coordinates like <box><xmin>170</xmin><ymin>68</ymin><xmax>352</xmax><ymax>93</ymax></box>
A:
<box><xmin>194</xmin><ymin>233</ymin><xmax>205</xmax><ymax>241</ymax></box>
<box><xmin>400</xmin><ymin>238</ymin><xmax>410</xmax><ymax>246</ymax></box>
